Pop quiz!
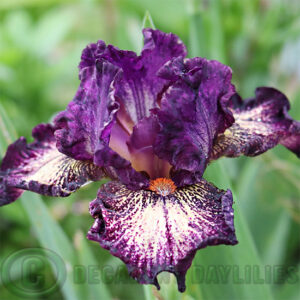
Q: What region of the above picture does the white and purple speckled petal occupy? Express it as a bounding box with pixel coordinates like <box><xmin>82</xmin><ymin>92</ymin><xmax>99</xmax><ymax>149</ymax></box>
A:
<box><xmin>87</xmin><ymin>180</ymin><xmax>237</xmax><ymax>292</ymax></box>
<box><xmin>0</xmin><ymin>124</ymin><xmax>105</xmax><ymax>206</ymax></box>
<box><xmin>211</xmin><ymin>87</ymin><xmax>300</xmax><ymax>160</ymax></box>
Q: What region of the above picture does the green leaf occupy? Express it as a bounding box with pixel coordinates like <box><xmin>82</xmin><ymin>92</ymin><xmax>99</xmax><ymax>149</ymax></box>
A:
<box><xmin>142</xmin><ymin>11</ymin><xmax>156</xmax><ymax>29</ymax></box>
<box><xmin>0</xmin><ymin>103</ymin><xmax>17</xmax><ymax>153</ymax></box>
<box><xmin>74</xmin><ymin>230</ymin><xmax>111</xmax><ymax>300</ymax></box>
<box><xmin>207</xmin><ymin>0</ymin><xmax>227</xmax><ymax>64</ymax></box>
<box><xmin>187</xmin><ymin>0</ymin><xmax>226</xmax><ymax>62</ymax></box>
<box><xmin>262</xmin><ymin>211</ymin><xmax>291</xmax><ymax>267</ymax></box>
<box><xmin>156</xmin><ymin>273</ymin><xmax>194</xmax><ymax>300</ymax></box>
<box><xmin>236</xmin><ymin>159</ymin><xmax>291</xmax><ymax>267</ymax></box>
<box><xmin>187</xmin><ymin>0</ymin><xmax>208</xmax><ymax>58</ymax></box>
<box><xmin>20</xmin><ymin>192</ymin><xmax>81</xmax><ymax>300</ymax></box>
<box><xmin>143</xmin><ymin>285</ymin><xmax>156</xmax><ymax>300</ymax></box>
<box><xmin>274</xmin><ymin>266</ymin><xmax>300</xmax><ymax>300</ymax></box>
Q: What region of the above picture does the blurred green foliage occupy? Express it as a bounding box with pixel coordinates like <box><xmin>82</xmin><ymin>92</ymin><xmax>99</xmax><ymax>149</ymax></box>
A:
<box><xmin>0</xmin><ymin>0</ymin><xmax>299</xmax><ymax>300</ymax></box>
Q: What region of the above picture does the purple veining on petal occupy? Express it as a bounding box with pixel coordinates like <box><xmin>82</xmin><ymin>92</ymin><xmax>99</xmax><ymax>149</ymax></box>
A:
<box><xmin>211</xmin><ymin>87</ymin><xmax>300</xmax><ymax>160</ymax></box>
<box><xmin>102</xmin><ymin>28</ymin><xmax>187</xmax><ymax>123</ymax></box>
<box><xmin>87</xmin><ymin>180</ymin><xmax>237</xmax><ymax>292</ymax></box>
<box><xmin>54</xmin><ymin>55</ymin><xmax>121</xmax><ymax>161</ymax></box>
<box><xmin>0</xmin><ymin>124</ymin><xmax>104</xmax><ymax>206</ymax></box>
<box><xmin>154</xmin><ymin>57</ymin><xmax>235</xmax><ymax>186</ymax></box>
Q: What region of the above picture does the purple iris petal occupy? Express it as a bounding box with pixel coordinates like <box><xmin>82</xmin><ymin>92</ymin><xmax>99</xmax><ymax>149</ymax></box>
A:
<box><xmin>102</xmin><ymin>29</ymin><xmax>187</xmax><ymax>123</ymax></box>
<box><xmin>211</xmin><ymin>87</ymin><xmax>300</xmax><ymax>159</ymax></box>
<box><xmin>154</xmin><ymin>57</ymin><xmax>235</xmax><ymax>186</ymax></box>
<box><xmin>94</xmin><ymin>146</ymin><xmax>149</xmax><ymax>190</ymax></box>
<box><xmin>125</xmin><ymin>115</ymin><xmax>171</xmax><ymax>178</ymax></box>
<box><xmin>87</xmin><ymin>180</ymin><xmax>237</xmax><ymax>292</ymax></box>
<box><xmin>54</xmin><ymin>56</ymin><xmax>121</xmax><ymax>161</ymax></box>
<box><xmin>0</xmin><ymin>124</ymin><xmax>104</xmax><ymax>206</ymax></box>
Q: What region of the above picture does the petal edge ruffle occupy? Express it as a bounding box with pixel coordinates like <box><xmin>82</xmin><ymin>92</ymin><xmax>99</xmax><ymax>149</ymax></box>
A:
<box><xmin>54</xmin><ymin>56</ymin><xmax>121</xmax><ymax>161</ymax></box>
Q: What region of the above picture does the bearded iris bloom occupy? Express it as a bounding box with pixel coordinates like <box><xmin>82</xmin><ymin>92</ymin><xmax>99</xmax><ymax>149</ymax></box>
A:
<box><xmin>1</xmin><ymin>29</ymin><xmax>299</xmax><ymax>292</ymax></box>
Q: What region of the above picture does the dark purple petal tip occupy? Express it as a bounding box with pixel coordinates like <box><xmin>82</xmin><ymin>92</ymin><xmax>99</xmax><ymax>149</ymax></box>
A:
<box><xmin>87</xmin><ymin>180</ymin><xmax>237</xmax><ymax>292</ymax></box>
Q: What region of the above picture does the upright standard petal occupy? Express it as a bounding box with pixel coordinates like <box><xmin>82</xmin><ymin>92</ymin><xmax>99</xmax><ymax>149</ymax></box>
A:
<box><xmin>88</xmin><ymin>180</ymin><xmax>237</xmax><ymax>292</ymax></box>
<box><xmin>102</xmin><ymin>29</ymin><xmax>187</xmax><ymax>123</ymax></box>
<box><xmin>54</xmin><ymin>44</ymin><xmax>121</xmax><ymax>161</ymax></box>
<box><xmin>154</xmin><ymin>57</ymin><xmax>235</xmax><ymax>186</ymax></box>
<box><xmin>211</xmin><ymin>87</ymin><xmax>300</xmax><ymax>160</ymax></box>
<box><xmin>0</xmin><ymin>124</ymin><xmax>104</xmax><ymax>206</ymax></box>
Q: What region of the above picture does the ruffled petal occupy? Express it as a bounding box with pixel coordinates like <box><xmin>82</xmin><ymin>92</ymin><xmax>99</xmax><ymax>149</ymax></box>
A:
<box><xmin>211</xmin><ymin>87</ymin><xmax>300</xmax><ymax>160</ymax></box>
<box><xmin>54</xmin><ymin>30</ymin><xmax>187</xmax><ymax>186</ymax></box>
<box><xmin>54</xmin><ymin>44</ymin><xmax>121</xmax><ymax>160</ymax></box>
<box><xmin>154</xmin><ymin>57</ymin><xmax>235</xmax><ymax>186</ymax></box>
<box><xmin>88</xmin><ymin>180</ymin><xmax>237</xmax><ymax>292</ymax></box>
<box><xmin>102</xmin><ymin>29</ymin><xmax>187</xmax><ymax>123</ymax></box>
<box><xmin>0</xmin><ymin>124</ymin><xmax>104</xmax><ymax>206</ymax></box>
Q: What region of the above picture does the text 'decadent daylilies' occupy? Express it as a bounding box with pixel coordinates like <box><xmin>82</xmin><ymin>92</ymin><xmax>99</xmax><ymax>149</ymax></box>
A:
<box><xmin>0</xmin><ymin>29</ymin><xmax>299</xmax><ymax>292</ymax></box>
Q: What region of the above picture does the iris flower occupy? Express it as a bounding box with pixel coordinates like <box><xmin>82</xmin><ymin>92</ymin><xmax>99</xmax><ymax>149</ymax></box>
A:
<box><xmin>1</xmin><ymin>29</ymin><xmax>299</xmax><ymax>292</ymax></box>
